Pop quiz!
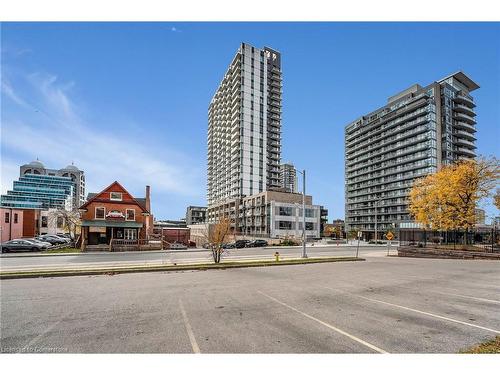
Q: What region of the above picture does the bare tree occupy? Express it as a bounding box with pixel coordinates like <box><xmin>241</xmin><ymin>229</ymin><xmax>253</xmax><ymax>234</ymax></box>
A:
<box><xmin>48</xmin><ymin>208</ymin><xmax>81</xmax><ymax>240</ymax></box>
<box><xmin>200</xmin><ymin>217</ymin><xmax>233</xmax><ymax>263</ymax></box>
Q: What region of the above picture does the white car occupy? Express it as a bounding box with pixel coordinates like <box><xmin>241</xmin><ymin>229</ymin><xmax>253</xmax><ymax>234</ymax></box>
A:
<box><xmin>169</xmin><ymin>242</ymin><xmax>188</xmax><ymax>250</ymax></box>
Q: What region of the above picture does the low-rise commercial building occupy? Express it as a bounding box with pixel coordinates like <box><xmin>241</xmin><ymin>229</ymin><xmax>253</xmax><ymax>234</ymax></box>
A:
<box><xmin>79</xmin><ymin>182</ymin><xmax>152</xmax><ymax>250</ymax></box>
<box><xmin>185</xmin><ymin>206</ymin><xmax>207</xmax><ymax>225</ymax></box>
<box><xmin>207</xmin><ymin>190</ymin><xmax>321</xmax><ymax>239</ymax></box>
<box><xmin>0</xmin><ymin>208</ymin><xmax>24</xmax><ymax>242</ymax></box>
<box><xmin>0</xmin><ymin>207</ymin><xmax>41</xmax><ymax>241</ymax></box>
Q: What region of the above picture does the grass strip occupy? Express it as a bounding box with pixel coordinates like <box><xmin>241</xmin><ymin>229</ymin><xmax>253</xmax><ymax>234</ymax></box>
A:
<box><xmin>460</xmin><ymin>336</ymin><xmax>500</xmax><ymax>354</ymax></box>
<box><xmin>44</xmin><ymin>247</ymin><xmax>81</xmax><ymax>254</ymax></box>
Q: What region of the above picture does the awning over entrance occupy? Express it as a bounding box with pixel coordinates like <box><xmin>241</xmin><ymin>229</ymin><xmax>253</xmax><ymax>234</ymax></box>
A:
<box><xmin>81</xmin><ymin>220</ymin><xmax>143</xmax><ymax>228</ymax></box>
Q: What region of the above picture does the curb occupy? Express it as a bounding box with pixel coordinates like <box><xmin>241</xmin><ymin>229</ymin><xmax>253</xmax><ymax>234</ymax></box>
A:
<box><xmin>0</xmin><ymin>249</ymin><xmax>210</xmax><ymax>258</ymax></box>
<box><xmin>0</xmin><ymin>257</ymin><xmax>364</xmax><ymax>279</ymax></box>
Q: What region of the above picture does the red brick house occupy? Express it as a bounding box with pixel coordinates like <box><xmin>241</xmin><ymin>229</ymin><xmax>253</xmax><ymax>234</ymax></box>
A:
<box><xmin>79</xmin><ymin>182</ymin><xmax>153</xmax><ymax>250</ymax></box>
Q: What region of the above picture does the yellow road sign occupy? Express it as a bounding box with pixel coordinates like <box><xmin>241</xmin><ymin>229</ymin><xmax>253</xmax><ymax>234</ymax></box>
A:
<box><xmin>385</xmin><ymin>231</ymin><xmax>394</xmax><ymax>241</ymax></box>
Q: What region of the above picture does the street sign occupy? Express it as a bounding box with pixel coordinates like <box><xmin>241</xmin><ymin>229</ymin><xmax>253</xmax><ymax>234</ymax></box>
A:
<box><xmin>385</xmin><ymin>231</ymin><xmax>394</xmax><ymax>241</ymax></box>
<box><xmin>357</xmin><ymin>231</ymin><xmax>362</xmax><ymax>238</ymax></box>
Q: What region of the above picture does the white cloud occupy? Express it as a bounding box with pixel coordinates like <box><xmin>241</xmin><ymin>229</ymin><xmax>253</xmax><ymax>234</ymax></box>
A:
<box><xmin>1</xmin><ymin>71</ymin><xmax>204</xmax><ymax>202</ymax></box>
<box><xmin>1</xmin><ymin>79</ymin><xmax>29</xmax><ymax>108</ymax></box>
<box><xmin>0</xmin><ymin>157</ymin><xmax>19</xmax><ymax>195</ymax></box>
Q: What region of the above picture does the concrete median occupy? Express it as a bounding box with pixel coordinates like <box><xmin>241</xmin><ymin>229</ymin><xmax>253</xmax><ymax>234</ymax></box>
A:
<box><xmin>0</xmin><ymin>256</ymin><xmax>364</xmax><ymax>279</ymax></box>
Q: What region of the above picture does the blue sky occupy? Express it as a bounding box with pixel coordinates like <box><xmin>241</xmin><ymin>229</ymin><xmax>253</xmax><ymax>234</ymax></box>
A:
<box><xmin>1</xmin><ymin>22</ymin><xmax>499</xmax><ymax>221</ymax></box>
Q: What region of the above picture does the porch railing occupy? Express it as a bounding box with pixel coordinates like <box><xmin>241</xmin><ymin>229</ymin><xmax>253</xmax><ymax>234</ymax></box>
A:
<box><xmin>110</xmin><ymin>239</ymin><xmax>162</xmax><ymax>252</ymax></box>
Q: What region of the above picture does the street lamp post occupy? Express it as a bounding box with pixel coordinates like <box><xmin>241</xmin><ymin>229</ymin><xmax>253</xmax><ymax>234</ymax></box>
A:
<box><xmin>374</xmin><ymin>198</ymin><xmax>383</xmax><ymax>243</ymax></box>
<box><xmin>297</xmin><ymin>169</ymin><xmax>307</xmax><ymax>258</ymax></box>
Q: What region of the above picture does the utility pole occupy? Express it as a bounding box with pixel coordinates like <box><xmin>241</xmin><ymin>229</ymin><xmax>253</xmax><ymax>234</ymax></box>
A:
<box><xmin>374</xmin><ymin>198</ymin><xmax>383</xmax><ymax>243</ymax></box>
<box><xmin>302</xmin><ymin>169</ymin><xmax>307</xmax><ymax>258</ymax></box>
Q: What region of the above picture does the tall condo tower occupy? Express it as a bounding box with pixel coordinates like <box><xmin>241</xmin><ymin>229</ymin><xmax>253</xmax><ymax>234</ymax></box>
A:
<box><xmin>344</xmin><ymin>72</ymin><xmax>479</xmax><ymax>238</ymax></box>
<box><xmin>207</xmin><ymin>43</ymin><xmax>282</xmax><ymax>206</ymax></box>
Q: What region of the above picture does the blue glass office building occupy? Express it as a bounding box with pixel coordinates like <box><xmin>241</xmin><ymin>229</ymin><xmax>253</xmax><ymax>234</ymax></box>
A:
<box><xmin>0</xmin><ymin>174</ymin><xmax>75</xmax><ymax>209</ymax></box>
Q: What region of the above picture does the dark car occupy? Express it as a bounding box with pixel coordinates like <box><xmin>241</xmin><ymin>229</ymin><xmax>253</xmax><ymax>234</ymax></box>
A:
<box><xmin>36</xmin><ymin>235</ymin><xmax>67</xmax><ymax>245</ymax></box>
<box><xmin>221</xmin><ymin>242</ymin><xmax>236</xmax><ymax>249</ymax></box>
<box><xmin>50</xmin><ymin>234</ymin><xmax>71</xmax><ymax>243</ymax></box>
<box><xmin>1</xmin><ymin>239</ymin><xmax>46</xmax><ymax>253</ymax></box>
<box><xmin>235</xmin><ymin>240</ymin><xmax>251</xmax><ymax>248</ymax></box>
<box><xmin>249</xmin><ymin>239</ymin><xmax>268</xmax><ymax>248</ymax></box>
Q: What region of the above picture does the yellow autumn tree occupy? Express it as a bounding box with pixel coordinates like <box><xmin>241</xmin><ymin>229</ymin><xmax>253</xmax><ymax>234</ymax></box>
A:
<box><xmin>409</xmin><ymin>157</ymin><xmax>500</xmax><ymax>237</ymax></box>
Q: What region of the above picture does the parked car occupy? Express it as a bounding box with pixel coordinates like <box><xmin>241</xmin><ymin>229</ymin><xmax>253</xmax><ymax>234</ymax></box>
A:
<box><xmin>221</xmin><ymin>242</ymin><xmax>236</xmax><ymax>249</ymax></box>
<box><xmin>26</xmin><ymin>238</ymin><xmax>52</xmax><ymax>249</ymax></box>
<box><xmin>169</xmin><ymin>242</ymin><xmax>188</xmax><ymax>250</ymax></box>
<box><xmin>1</xmin><ymin>239</ymin><xmax>47</xmax><ymax>253</ymax></box>
<box><xmin>51</xmin><ymin>234</ymin><xmax>71</xmax><ymax>243</ymax></box>
<box><xmin>248</xmin><ymin>239</ymin><xmax>268</xmax><ymax>248</ymax></box>
<box><xmin>36</xmin><ymin>235</ymin><xmax>67</xmax><ymax>245</ymax></box>
<box><xmin>235</xmin><ymin>240</ymin><xmax>251</xmax><ymax>248</ymax></box>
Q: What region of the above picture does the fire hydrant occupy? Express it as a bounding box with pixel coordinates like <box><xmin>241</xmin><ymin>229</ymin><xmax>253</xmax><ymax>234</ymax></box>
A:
<box><xmin>274</xmin><ymin>251</ymin><xmax>280</xmax><ymax>262</ymax></box>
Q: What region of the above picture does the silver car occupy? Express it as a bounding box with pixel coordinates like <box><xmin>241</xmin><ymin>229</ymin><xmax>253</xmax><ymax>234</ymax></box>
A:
<box><xmin>0</xmin><ymin>239</ymin><xmax>46</xmax><ymax>253</ymax></box>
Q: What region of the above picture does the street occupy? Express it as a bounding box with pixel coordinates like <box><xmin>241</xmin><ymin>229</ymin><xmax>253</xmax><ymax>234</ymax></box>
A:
<box><xmin>0</xmin><ymin>245</ymin><xmax>389</xmax><ymax>272</ymax></box>
<box><xmin>1</xmin><ymin>255</ymin><xmax>499</xmax><ymax>353</ymax></box>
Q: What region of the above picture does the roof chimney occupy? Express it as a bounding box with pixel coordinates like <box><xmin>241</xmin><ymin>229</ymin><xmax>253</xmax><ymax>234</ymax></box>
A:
<box><xmin>145</xmin><ymin>185</ymin><xmax>151</xmax><ymax>212</ymax></box>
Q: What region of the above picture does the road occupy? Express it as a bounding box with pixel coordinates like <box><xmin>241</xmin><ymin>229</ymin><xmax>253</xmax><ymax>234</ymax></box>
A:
<box><xmin>1</xmin><ymin>256</ymin><xmax>499</xmax><ymax>353</ymax></box>
<box><xmin>0</xmin><ymin>245</ymin><xmax>389</xmax><ymax>272</ymax></box>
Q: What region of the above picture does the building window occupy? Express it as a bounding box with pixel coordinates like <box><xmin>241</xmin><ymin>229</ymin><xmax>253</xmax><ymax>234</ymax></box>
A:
<box><xmin>305</xmin><ymin>208</ymin><xmax>315</xmax><ymax>218</ymax></box>
<box><xmin>4</xmin><ymin>212</ymin><xmax>10</xmax><ymax>223</ymax></box>
<box><xmin>126</xmin><ymin>209</ymin><xmax>135</xmax><ymax>221</ymax></box>
<box><xmin>41</xmin><ymin>216</ymin><xmax>48</xmax><ymax>228</ymax></box>
<box><xmin>278</xmin><ymin>206</ymin><xmax>293</xmax><ymax>216</ymax></box>
<box><xmin>306</xmin><ymin>222</ymin><xmax>314</xmax><ymax>230</ymax></box>
<box><xmin>124</xmin><ymin>229</ymin><xmax>137</xmax><ymax>240</ymax></box>
<box><xmin>110</xmin><ymin>192</ymin><xmax>123</xmax><ymax>201</ymax></box>
<box><xmin>278</xmin><ymin>221</ymin><xmax>293</xmax><ymax>230</ymax></box>
<box><xmin>14</xmin><ymin>213</ymin><xmax>18</xmax><ymax>224</ymax></box>
<box><xmin>57</xmin><ymin>217</ymin><xmax>64</xmax><ymax>229</ymax></box>
<box><xmin>95</xmin><ymin>207</ymin><xmax>105</xmax><ymax>220</ymax></box>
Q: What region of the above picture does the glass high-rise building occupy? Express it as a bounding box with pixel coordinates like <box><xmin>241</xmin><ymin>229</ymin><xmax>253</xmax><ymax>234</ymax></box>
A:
<box><xmin>207</xmin><ymin>43</ymin><xmax>282</xmax><ymax>208</ymax></box>
<box><xmin>344</xmin><ymin>71</ymin><xmax>479</xmax><ymax>238</ymax></box>
<box><xmin>1</xmin><ymin>173</ymin><xmax>75</xmax><ymax>210</ymax></box>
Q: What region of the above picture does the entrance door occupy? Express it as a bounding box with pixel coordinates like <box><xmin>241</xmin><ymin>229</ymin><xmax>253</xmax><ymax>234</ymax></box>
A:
<box><xmin>124</xmin><ymin>229</ymin><xmax>137</xmax><ymax>240</ymax></box>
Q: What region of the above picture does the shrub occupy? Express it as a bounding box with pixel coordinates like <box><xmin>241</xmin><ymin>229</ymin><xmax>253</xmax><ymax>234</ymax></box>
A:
<box><xmin>281</xmin><ymin>239</ymin><xmax>299</xmax><ymax>246</ymax></box>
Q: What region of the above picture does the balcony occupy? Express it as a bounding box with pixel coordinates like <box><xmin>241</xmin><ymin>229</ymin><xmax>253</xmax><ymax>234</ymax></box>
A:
<box><xmin>454</xmin><ymin>121</ymin><xmax>476</xmax><ymax>132</ymax></box>
<box><xmin>270</xmin><ymin>79</ymin><xmax>282</xmax><ymax>88</ymax></box>
<box><xmin>454</xmin><ymin>93</ymin><xmax>475</xmax><ymax>108</ymax></box>
<box><xmin>455</xmin><ymin>130</ymin><xmax>476</xmax><ymax>141</ymax></box>
<box><xmin>456</xmin><ymin>147</ymin><xmax>476</xmax><ymax>158</ymax></box>
<box><xmin>454</xmin><ymin>104</ymin><xmax>476</xmax><ymax>117</ymax></box>
<box><xmin>453</xmin><ymin>111</ymin><xmax>476</xmax><ymax>125</ymax></box>
<box><xmin>455</xmin><ymin>138</ymin><xmax>476</xmax><ymax>148</ymax></box>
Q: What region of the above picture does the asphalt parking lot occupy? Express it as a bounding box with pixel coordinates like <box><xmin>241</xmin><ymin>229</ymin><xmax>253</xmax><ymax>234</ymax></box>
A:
<box><xmin>1</xmin><ymin>256</ymin><xmax>499</xmax><ymax>353</ymax></box>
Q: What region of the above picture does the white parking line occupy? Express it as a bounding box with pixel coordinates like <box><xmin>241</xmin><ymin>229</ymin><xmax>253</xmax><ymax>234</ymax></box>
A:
<box><xmin>179</xmin><ymin>299</ymin><xmax>200</xmax><ymax>353</ymax></box>
<box><xmin>257</xmin><ymin>290</ymin><xmax>388</xmax><ymax>353</ymax></box>
<box><xmin>434</xmin><ymin>292</ymin><xmax>500</xmax><ymax>305</ymax></box>
<box><xmin>323</xmin><ymin>286</ymin><xmax>500</xmax><ymax>334</ymax></box>
<box><xmin>21</xmin><ymin>311</ymin><xmax>72</xmax><ymax>353</ymax></box>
